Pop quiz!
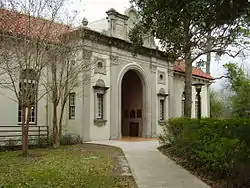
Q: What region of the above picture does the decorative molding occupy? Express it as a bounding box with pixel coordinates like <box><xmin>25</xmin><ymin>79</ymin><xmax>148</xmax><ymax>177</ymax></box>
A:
<box><xmin>82</xmin><ymin>49</ymin><xmax>93</xmax><ymax>60</ymax></box>
<box><xmin>158</xmin><ymin>71</ymin><xmax>166</xmax><ymax>85</ymax></box>
<box><xmin>93</xmin><ymin>79</ymin><xmax>109</xmax><ymax>91</ymax></box>
<box><xmin>157</xmin><ymin>88</ymin><xmax>168</xmax><ymax>98</ymax></box>
<box><xmin>93</xmin><ymin>57</ymin><xmax>106</xmax><ymax>75</ymax></box>
<box><xmin>80</xmin><ymin>28</ymin><xmax>169</xmax><ymax>61</ymax></box>
<box><xmin>96</xmin><ymin>79</ymin><xmax>105</xmax><ymax>87</ymax></box>
<box><xmin>158</xmin><ymin>120</ymin><xmax>167</xmax><ymax>126</ymax></box>
<box><xmin>94</xmin><ymin>119</ymin><xmax>107</xmax><ymax>127</ymax></box>
<box><xmin>150</xmin><ymin>64</ymin><xmax>157</xmax><ymax>73</ymax></box>
<box><xmin>159</xmin><ymin>88</ymin><xmax>166</xmax><ymax>95</ymax></box>
<box><xmin>110</xmin><ymin>55</ymin><xmax>119</xmax><ymax>65</ymax></box>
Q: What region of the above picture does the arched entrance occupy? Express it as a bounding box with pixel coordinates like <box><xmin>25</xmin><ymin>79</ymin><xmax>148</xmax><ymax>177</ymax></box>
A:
<box><xmin>121</xmin><ymin>70</ymin><xmax>143</xmax><ymax>137</ymax></box>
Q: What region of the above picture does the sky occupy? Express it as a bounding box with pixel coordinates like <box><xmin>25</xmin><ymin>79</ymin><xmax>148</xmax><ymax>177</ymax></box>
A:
<box><xmin>70</xmin><ymin>0</ymin><xmax>250</xmax><ymax>90</ymax></box>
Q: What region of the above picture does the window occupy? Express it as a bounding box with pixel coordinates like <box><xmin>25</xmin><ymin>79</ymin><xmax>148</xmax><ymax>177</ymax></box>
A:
<box><xmin>18</xmin><ymin>105</ymin><xmax>36</xmax><ymax>123</ymax></box>
<box><xmin>160</xmin><ymin>99</ymin><xmax>165</xmax><ymax>120</ymax></box>
<box><xmin>158</xmin><ymin>71</ymin><xmax>166</xmax><ymax>84</ymax></box>
<box><xmin>181</xmin><ymin>92</ymin><xmax>185</xmax><ymax>116</ymax></box>
<box><xmin>130</xmin><ymin>109</ymin><xmax>136</xmax><ymax>118</ymax></box>
<box><xmin>136</xmin><ymin>109</ymin><xmax>142</xmax><ymax>118</ymax></box>
<box><xmin>97</xmin><ymin>93</ymin><xmax>104</xmax><ymax>119</ymax></box>
<box><xmin>157</xmin><ymin>88</ymin><xmax>168</xmax><ymax>121</ymax></box>
<box><xmin>195</xmin><ymin>94</ymin><xmax>199</xmax><ymax>118</ymax></box>
<box><xmin>69</xmin><ymin>92</ymin><xmax>76</xmax><ymax>119</ymax></box>
<box><xmin>93</xmin><ymin>79</ymin><xmax>109</xmax><ymax>125</ymax></box>
<box><xmin>97</xmin><ymin>62</ymin><xmax>103</xmax><ymax>69</ymax></box>
<box><xmin>94</xmin><ymin>57</ymin><xmax>106</xmax><ymax>75</ymax></box>
<box><xmin>18</xmin><ymin>72</ymin><xmax>37</xmax><ymax>124</ymax></box>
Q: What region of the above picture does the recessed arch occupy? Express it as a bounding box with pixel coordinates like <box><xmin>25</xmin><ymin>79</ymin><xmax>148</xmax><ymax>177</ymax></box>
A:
<box><xmin>117</xmin><ymin>63</ymin><xmax>149</xmax><ymax>138</ymax></box>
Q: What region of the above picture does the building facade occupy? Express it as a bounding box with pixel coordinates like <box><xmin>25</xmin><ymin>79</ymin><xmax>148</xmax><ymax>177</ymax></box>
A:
<box><xmin>0</xmin><ymin>7</ymin><xmax>214</xmax><ymax>141</ymax></box>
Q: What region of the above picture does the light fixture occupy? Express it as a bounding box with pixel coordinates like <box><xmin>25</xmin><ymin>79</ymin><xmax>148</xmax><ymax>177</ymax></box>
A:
<box><xmin>192</xmin><ymin>83</ymin><xmax>205</xmax><ymax>93</ymax></box>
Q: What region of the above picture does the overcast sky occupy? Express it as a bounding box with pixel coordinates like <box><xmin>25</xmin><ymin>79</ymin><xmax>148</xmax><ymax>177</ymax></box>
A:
<box><xmin>71</xmin><ymin>0</ymin><xmax>250</xmax><ymax>90</ymax></box>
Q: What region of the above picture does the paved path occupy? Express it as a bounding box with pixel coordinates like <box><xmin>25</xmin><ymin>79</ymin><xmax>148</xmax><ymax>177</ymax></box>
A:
<box><xmin>90</xmin><ymin>140</ymin><xmax>210</xmax><ymax>188</ymax></box>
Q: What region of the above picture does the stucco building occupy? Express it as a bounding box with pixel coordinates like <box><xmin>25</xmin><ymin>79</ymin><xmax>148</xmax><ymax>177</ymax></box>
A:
<box><xmin>0</xmin><ymin>7</ymin><xmax>214</xmax><ymax>141</ymax></box>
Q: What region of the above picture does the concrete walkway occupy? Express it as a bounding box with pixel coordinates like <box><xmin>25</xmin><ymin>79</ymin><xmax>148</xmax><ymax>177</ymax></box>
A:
<box><xmin>90</xmin><ymin>140</ymin><xmax>210</xmax><ymax>188</ymax></box>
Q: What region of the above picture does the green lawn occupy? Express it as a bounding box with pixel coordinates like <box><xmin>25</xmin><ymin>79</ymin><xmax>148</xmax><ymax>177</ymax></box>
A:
<box><xmin>0</xmin><ymin>144</ymin><xmax>137</xmax><ymax>188</ymax></box>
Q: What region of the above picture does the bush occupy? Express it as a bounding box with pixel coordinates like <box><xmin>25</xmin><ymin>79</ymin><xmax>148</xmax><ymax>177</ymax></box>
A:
<box><xmin>159</xmin><ymin>117</ymin><xmax>250</xmax><ymax>177</ymax></box>
<box><xmin>37</xmin><ymin>136</ymin><xmax>51</xmax><ymax>146</ymax></box>
<box><xmin>4</xmin><ymin>139</ymin><xmax>18</xmax><ymax>147</ymax></box>
<box><xmin>158</xmin><ymin>117</ymin><xmax>191</xmax><ymax>145</ymax></box>
<box><xmin>60</xmin><ymin>133</ymin><xmax>83</xmax><ymax>145</ymax></box>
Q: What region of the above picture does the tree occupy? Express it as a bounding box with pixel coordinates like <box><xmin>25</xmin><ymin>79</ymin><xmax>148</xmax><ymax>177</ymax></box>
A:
<box><xmin>129</xmin><ymin>0</ymin><xmax>250</xmax><ymax>117</ymax></box>
<box><xmin>210</xmin><ymin>89</ymin><xmax>224</xmax><ymax>117</ymax></box>
<box><xmin>224</xmin><ymin>63</ymin><xmax>250</xmax><ymax>117</ymax></box>
<box><xmin>0</xmin><ymin>0</ymin><xmax>77</xmax><ymax>155</ymax></box>
<box><xmin>45</xmin><ymin>44</ymin><xmax>93</xmax><ymax>148</ymax></box>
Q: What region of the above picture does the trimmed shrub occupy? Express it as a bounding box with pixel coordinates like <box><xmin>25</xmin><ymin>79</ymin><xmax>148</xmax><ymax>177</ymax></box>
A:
<box><xmin>60</xmin><ymin>133</ymin><xmax>83</xmax><ymax>145</ymax></box>
<box><xmin>159</xmin><ymin>117</ymin><xmax>250</xmax><ymax>177</ymax></box>
<box><xmin>158</xmin><ymin>117</ymin><xmax>191</xmax><ymax>145</ymax></box>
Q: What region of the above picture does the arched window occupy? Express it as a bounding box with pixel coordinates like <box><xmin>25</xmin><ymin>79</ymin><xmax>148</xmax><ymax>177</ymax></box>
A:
<box><xmin>18</xmin><ymin>69</ymin><xmax>38</xmax><ymax>124</ymax></box>
<box><xmin>181</xmin><ymin>92</ymin><xmax>185</xmax><ymax>116</ymax></box>
<box><xmin>195</xmin><ymin>94</ymin><xmax>199</xmax><ymax>118</ymax></box>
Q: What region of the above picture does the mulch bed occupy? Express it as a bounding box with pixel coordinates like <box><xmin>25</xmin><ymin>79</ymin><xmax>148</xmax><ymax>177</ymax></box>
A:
<box><xmin>158</xmin><ymin>145</ymin><xmax>250</xmax><ymax>188</ymax></box>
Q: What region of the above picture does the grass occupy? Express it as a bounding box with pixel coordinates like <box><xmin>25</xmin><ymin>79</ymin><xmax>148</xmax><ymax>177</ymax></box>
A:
<box><xmin>0</xmin><ymin>144</ymin><xmax>137</xmax><ymax>188</ymax></box>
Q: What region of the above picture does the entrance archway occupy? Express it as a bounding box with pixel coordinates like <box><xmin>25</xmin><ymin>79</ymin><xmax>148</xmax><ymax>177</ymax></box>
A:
<box><xmin>121</xmin><ymin>70</ymin><xmax>143</xmax><ymax>137</ymax></box>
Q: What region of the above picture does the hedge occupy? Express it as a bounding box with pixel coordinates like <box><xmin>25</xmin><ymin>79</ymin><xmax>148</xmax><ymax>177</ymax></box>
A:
<box><xmin>159</xmin><ymin>118</ymin><xmax>250</xmax><ymax>177</ymax></box>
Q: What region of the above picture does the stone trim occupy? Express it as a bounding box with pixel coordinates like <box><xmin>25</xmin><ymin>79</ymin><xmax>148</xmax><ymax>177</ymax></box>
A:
<box><xmin>106</xmin><ymin>8</ymin><xmax>129</xmax><ymax>20</ymax></box>
<box><xmin>158</xmin><ymin>120</ymin><xmax>167</xmax><ymax>126</ymax></box>
<box><xmin>73</xmin><ymin>28</ymin><xmax>170</xmax><ymax>61</ymax></box>
<box><xmin>150</xmin><ymin>64</ymin><xmax>157</xmax><ymax>73</ymax></box>
<box><xmin>110</xmin><ymin>55</ymin><xmax>119</xmax><ymax>65</ymax></box>
<box><xmin>93</xmin><ymin>79</ymin><xmax>109</xmax><ymax>125</ymax></box>
<box><xmin>158</xmin><ymin>71</ymin><xmax>166</xmax><ymax>85</ymax></box>
<box><xmin>157</xmin><ymin>88</ymin><xmax>168</xmax><ymax>98</ymax></box>
<box><xmin>157</xmin><ymin>93</ymin><xmax>168</xmax><ymax>97</ymax></box>
<box><xmin>93</xmin><ymin>85</ymin><xmax>109</xmax><ymax>90</ymax></box>
<box><xmin>94</xmin><ymin>119</ymin><xmax>107</xmax><ymax>127</ymax></box>
<box><xmin>94</xmin><ymin>57</ymin><xmax>106</xmax><ymax>75</ymax></box>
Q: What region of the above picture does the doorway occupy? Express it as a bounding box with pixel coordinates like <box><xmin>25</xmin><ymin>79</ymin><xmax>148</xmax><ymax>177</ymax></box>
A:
<box><xmin>121</xmin><ymin>70</ymin><xmax>143</xmax><ymax>137</ymax></box>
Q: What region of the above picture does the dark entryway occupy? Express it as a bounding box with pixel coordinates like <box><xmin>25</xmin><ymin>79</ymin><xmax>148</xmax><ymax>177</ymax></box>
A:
<box><xmin>121</xmin><ymin>70</ymin><xmax>143</xmax><ymax>137</ymax></box>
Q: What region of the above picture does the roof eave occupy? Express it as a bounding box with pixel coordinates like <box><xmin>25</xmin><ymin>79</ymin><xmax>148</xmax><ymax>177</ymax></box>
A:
<box><xmin>174</xmin><ymin>70</ymin><xmax>214</xmax><ymax>81</ymax></box>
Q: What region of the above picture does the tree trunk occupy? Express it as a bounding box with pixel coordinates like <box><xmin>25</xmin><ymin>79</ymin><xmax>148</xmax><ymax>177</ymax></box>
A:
<box><xmin>184</xmin><ymin>57</ymin><xmax>193</xmax><ymax>118</ymax></box>
<box><xmin>52</xmin><ymin>102</ymin><xmax>59</xmax><ymax>148</ymax></box>
<box><xmin>21</xmin><ymin>107</ymin><xmax>29</xmax><ymax>156</ymax></box>
<box><xmin>58</xmin><ymin>101</ymin><xmax>66</xmax><ymax>140</ymax></box>
<box><xmin>206</xmin><ymin>31</ymin><xmax>212</xmax><ymax>75</ymax></box>
<box><xmin>206</xmin><ymin>31</ymin><xmax>212</xmax><ymax>117</ymax></box>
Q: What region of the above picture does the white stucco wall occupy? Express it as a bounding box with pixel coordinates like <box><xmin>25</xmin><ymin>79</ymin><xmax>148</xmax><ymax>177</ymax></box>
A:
<box><xmin>0</xmin><ymin>7</ymin><xmax>212</xmax><ymax>142</ymax></box>
<box><xmin>155</xmin><ymin>61</ymin><xmax>169</xmax><ymax>135</ymax></box>
<box><xmin>89</xmin><ymin>52</ymin><xmax>111</xmax><ymax>141</ymax></box>
<box><xmin>88</xmin><ymin>18</ymin><xmax>109</xmax><ymax>34</ymax></box>
<box><xmin>173</xmin><ymin>73</ymin><xmax>210</xmax><ymax>118</ymax></box>
<box><xmin>0</xmin><ymin>88</ymin><xmax>19</xmax><ymax>125</ymax></box>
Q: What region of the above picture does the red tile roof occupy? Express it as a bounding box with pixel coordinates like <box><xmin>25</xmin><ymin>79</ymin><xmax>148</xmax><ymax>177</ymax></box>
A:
<box><xmin>0</xmin><ymin>9</ymin><xmax>214</xmax><ymax>80</ymax></box>
<box><xmin>0</xmin><ymin>8</ymin><xmax>73</xmax><ymax>43</ymax></box>
<box><xmin>174</xmin><ymin>61</ymin><xmax>214</xmax><ymax>80</ymax></box>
